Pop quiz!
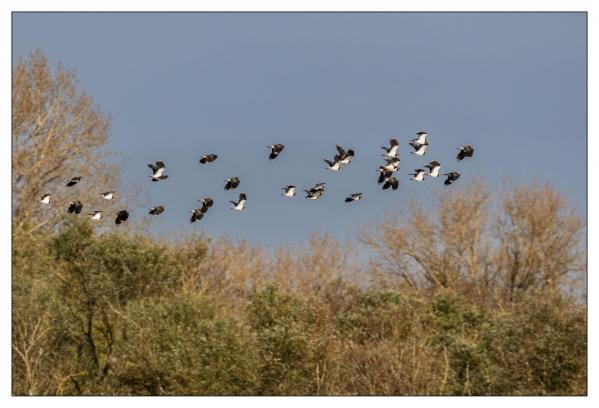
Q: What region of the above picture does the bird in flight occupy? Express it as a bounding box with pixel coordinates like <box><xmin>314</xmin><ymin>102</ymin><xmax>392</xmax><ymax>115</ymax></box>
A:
<box><xmin>304</xmin><ymin>183</ymin><xmax>326</xmax><ymax>200</ymax></box>
<box><xmin>224</xmin><ymin>177</ymin><xmax>241</xmax><ymax>190</ymax></box>
<box><xmin>335</xmin><ymin>145</ymin><xmax>355</xmax><ymax>165</ymax></box>
<box><xmin>115</xmin><ymin>210</ymin><xmax>129</xmax><ymax>224</ymax></box>
<box><xmin>148</xmin><ymin>206</ymin><xmax>165</xmax><ymax>216</ymax></box>
<box><xmin>268</xmin><ymin>144</ymin><xmax>285</xmax><ymax>160</ymax></box>
<box><xmin>282</xmin><ymin>185</ymin><xmax>296</xmax><ymax>198</ymax></box>
<box><xmin>444</xmin><ymin>172</ymin><xmax>461</xmax><ymax>185</ymax></box>
<box><xmin>230</xmin><ymin>193</ymin><xmax>247</xmax><ymax>211</ymax></box>
<box><xmin>457</xmin><ymin>145</ymin><xmax>474</xmax><ymax>161</ymax></box>
<box><xmin>100</xmin><ymin>191</ymin><xmax>115</xmax><ymax>200</ymax></box>
<box><xmin>199</xmin><ymin>197</ymin><xmax>214</xmax><ymax>213</ymax></box>
<box><xmin>148</xmin><ymin>161</ymin><xmax>168</xmax><ymax>182</ymax></box>
<box><xmin>67</xmin><ymin>201</ymin><xmax>83</xmax><ymax>214</ymax></box>
<box><xmin>409</xmin><ymin>168</ymin><xmax>426</xmax><ymax>182</ymax></box>
<box><xmin>381</xmin><ymin>138</ymin><xmax>399</xmax><ymax>158</ymax></box>
<box><xmin>345</xmin><ymin>193</ymin><xmax>363</xmax><ymax>203</ymax></box>
<box><xmin>424</xmin><ymin>160</ymin><xmax>441</xmax><ymax>178</ymax></box>
<box><xmin>39</xmin><ymin>194</ymin><xmax>51</xmax><ymax>205</ymax></box>
<box><xmin>199</xmin><ymin>154</ymin><xmax>218</xmax><ymax>164</ymax></box>
<box><xmin>66</xmin><ymin>177</ymin><xmax>82</xmax><ymax>187</ymax></box>
<box><xmin>89</xmin><ymin>210</ymin><xmax>103</xmax><ymax>221</ymax></box>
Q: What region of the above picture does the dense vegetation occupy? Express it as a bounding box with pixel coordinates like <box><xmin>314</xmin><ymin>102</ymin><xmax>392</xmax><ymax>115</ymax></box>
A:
<box><xmin>12</xmin><ymin>51</ymin><xmax>586</xmax><ymax>396</ymax></box>
<box><xmin>12</xmin><ymin>181</ymin><xmax>587</xmax><ymax>396</ymax></box>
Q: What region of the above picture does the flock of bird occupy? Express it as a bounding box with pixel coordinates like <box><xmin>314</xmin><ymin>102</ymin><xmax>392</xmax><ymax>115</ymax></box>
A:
<box><xmin>38</xmin><ymin>132</ymin><xmax>474</xmax><ymax>225</ymax></box>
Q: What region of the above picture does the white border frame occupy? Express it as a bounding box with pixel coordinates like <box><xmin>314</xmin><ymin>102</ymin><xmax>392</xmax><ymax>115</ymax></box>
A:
<box><xmin>2</xmin><ymin>1</ymin><xmax>595</xmax><ymax>407</ymax></box>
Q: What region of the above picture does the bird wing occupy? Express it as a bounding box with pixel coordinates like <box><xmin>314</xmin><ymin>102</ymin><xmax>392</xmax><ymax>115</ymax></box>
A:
<box><xmin>409</xmin><ymin>141</ymin><xmax>420</xmax><ymax>150</ymax></box>
<box><xmin>336</xmin><ymin>145</ymin><xmax>346</xmax><ymax>156</ymax></box>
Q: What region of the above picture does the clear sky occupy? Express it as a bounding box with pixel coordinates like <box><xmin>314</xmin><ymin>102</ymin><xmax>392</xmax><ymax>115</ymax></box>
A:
<box><xmin>12</xmin><ymin>12</ymin><xmax>587</xmax><ymax>246</ymax></box>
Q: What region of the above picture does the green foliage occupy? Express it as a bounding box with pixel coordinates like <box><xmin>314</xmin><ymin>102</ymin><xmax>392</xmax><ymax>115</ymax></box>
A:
<box><xmin>481</xmin><ymin>295</ymin><xmax>587</xmax><ymax>395</ymax></box>
<box><xmin>112</xmin><ymin>293</ymin><xmax>259</xmax><ymax>395</ymax></box>
<box><xmin>12</xmin><ymin>220</ymin><xmax>587</xmax><ymax>396</ymax></box>
<box><xmin>335</xmin><ymin>290</ymin><xmax>423</xmax><ymax>343</ymax></box>
<box><xmin>247</xmin><ymin>286</ymin><xmax>316</xmax><ymax>395</ymax></box>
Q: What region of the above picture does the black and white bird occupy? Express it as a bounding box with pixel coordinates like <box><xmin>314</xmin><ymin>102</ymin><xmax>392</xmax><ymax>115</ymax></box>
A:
<box><xmin>268</xmin><ymin>144</ymin><xmax>285</xmax><ymax>160</ymax></box>
<box><xmin>230</xmin><ymin>193</ymin><xmax>247</xmax><ymax>211</ymax></box>
<box><xmin>148</xmin><ymin>206</ymin><xmax>165</xmax><ymax>216</ymax></box>
<box><xmin>305</xmin><ymin>189</ymin><xmax>324</xmax><ymax>200</ymax></box>
<box><xmin>67</xmin><ymin>201</ymin><xmax>83</xmax><ymax>214</ymax></box>
<box><xmin>457</xmin><ymin>145</ymin><xmax>474</xmax><ymax>161</ymax></box>
<box><xmin>324</xmin><ymin>158</ymin><xmax>342</xmax><ymax>171</ymax></box>
<box><xmin>335</xmin><ymin>145</ymin><xmax>355</xmax><ymax>165</ymax></box>
<box><xmin>148</xmin><ymin>161</ymin><xmax>168</xmax><ymax>181</ymax></box>
<box><xmin>380</xmin><ymin>156</ymin><xmax>400</xmax><ymax>172</ymax></box>
<box><xmin>444</xmin><ymin>172</ymin><xmax>461</xmax><ymax>185</ymax></box>
<box><xmin>199</xmin><ymin>154</ymin><xmax>218</xmax><ymax>164</ymax></box>
<box><xmin>89</xmin><ymin>210</ymin><xmax>103</xmax><ymax>221</ymax></box>
<box><xmin>410</xmin><ymin>131</ymin><xmax>428</xmax><ymax>146</ymax></box>
<box><xmin>115</xmin><ymin>210</ymin><xmax>129</xmax><ymax>224</ymax></box>
<box><xmin>100</xmin><ymin>191</ymin><xmax>115</xmax><ymax>200</ymax></box>
<box><xmin>304</xmin><ymin>183</ymin><xmax>326</xmax><ymax>200</ymax></box>
<box><xmin>199</xmin><ymin>197</ymin><xmax>214</xmax><ymax>213</ymax></box>
<box><xmin>190</xmin><ymin>208</ymin><xmax>204</xmax><ymax>223</ymax></box>
<box><xmin>377</xmin><ymin>169</ymin><xmax>395</xmax><ymax>185</ymax></box>
<box><xmin>409</xmin><ymin>168</ymin><xmax>426</xmax><ymax>182</ymax></box>
<box><xmin>224</xmin><ymin>177</ymin><xmax>240</xmax><ymax>190</ymax></box>
<box><xmin>66</xmin><ymin>177</ymin><xmax>82</xmax><ymax>187</ymax></box>
<box><xmin>409</xmin><ymin>141</ymin><xmax>428</xmax><ymax>156</ymax></box>
<box><xmin>39</xmin><ymin>194</ymin><xmax>51</xmax><ymax>205</ymax></box>
<box><xmin>282</xmin><ymin>185</ymin><xmax>296</xmax><ymax>197</ymax></box>
<box><xmin>345</xmin><ymin>193</ymin><xmax>363</xmax><ymax>203</ymax></box>
<box><xmin>382</xmin><ymin>176</ymin><xmax>399</xmax><ymax>190</ymax></box>
<box><xmin>424</xmin><ymin>160</ymin><xmax>441</xmax><ymax>178</ymax></box>
<box><xmin>381</xmin><ymin>138</ymin><xmax>399</xmax><ymax>158</ymax></box>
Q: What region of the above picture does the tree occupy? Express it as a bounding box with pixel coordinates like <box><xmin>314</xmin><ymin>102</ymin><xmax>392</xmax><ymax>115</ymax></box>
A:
<box><xmin>495</xmin><ymin>183</ymin><xmax>584</xmax><ymax>300</ymax></box>
<box><xmin>12</xmin><ymin>50</ymin><xmax>120</xmax><ymax>233</ymax></box>
<box><xmin>363</xmin><ymin>181</ymin><xmax>493</xmax><ymax>298</ymax></box>
<box><xmin>363</xmin><ymin>181</ymin><xmax>584</xmax><ymax>304</ymax></box>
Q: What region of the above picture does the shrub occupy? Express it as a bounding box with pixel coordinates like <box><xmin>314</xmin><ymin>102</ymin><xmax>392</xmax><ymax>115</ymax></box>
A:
<box><xmin>112</xmin><ymin>293</ymin><xmax>259</xmax><ymax>395</ymax></box>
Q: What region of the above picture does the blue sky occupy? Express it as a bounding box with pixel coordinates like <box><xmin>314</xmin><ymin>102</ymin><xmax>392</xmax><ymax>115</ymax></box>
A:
<box><xmin>12</xmin><ymin>13</ymin><xmax>587</xmax><ymax>246</ymax></box>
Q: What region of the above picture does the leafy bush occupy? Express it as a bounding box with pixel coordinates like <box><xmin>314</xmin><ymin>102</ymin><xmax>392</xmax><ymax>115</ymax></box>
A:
<box><xmin>111</xmin><ymin>293</ymin><xmax>259</xmax><ymax>395</ymax></box>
